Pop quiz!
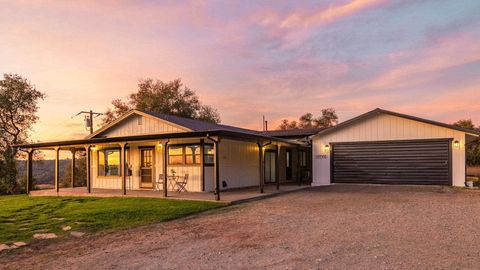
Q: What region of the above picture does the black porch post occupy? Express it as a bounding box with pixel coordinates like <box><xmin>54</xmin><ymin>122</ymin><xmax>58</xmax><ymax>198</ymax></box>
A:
<box><xmin>121</xmin><ymin>143</ymin><xmax>127</xmax><ymax>195</ymax></box>
<box><xmin>257</xmin><ymin>141</ymin><xmax>264</xmax><ymax>193</ymax></box>
<box><xmin>26</xmin><ymin>149</ymin><xmax>34</xmax><ymax>194</ymax></box>
<box><xmin>85</xmin><ymin>145</ymin><xmax>92</xmax><ymax>193</ymax></box>
<box><xmin>71</xmin><ymin>149</ymin><xmax>76</xmax><ymax>188</ymax></box>
<box><xmin>54</xmin><ymin>147</ymin><xmax>60</xmax><ymax>193</ymax></box>
<box><xmin>276</xmin><ymin>145</ymin><xmax>280</xmax><ymax>190</ymax></box>
<box><xmin>163</xmin><ymin>140</ymin><xmax>169</xmax><ymax>197</ymax></box>
<box><xmin>214</xmin><ymin>137</ymin><xmax>220</xmax><ymax>201</ymax></box>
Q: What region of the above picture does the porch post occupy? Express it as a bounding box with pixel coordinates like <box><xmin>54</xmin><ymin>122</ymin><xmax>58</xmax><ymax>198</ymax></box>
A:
<box><xmin>85</xmin><ymin>145</ymin><xmax>92</xmax><ymax>193</ymax></box>
<box><xmin>276</xmin><ymin>145</ymin><xmax>280</xmax><ymax>190</ymax></box>
<box><xmin>71</xmin><ymin>149</ymin><xmax>76</xmax><ymax>188</ymax></box>
<box><xmin>163</xmin><ymin>140</ymin><xmax>169</xmax><ymax>197</ymax></box>
<box><xmin>200</xmin><ymin>139</ymin><xmax>205</xmax><ymax>192</ymax></box>
<box><xmin>214</xmin><ymin>137</ymin><xmax>220</xmax><ymax>201</ymax></box>
<box><xmin>26</xmin><ymin>149</ymin><xmax>34</xmax><ymax>194</ymax></box>
<box><xmin>297</xmin><ymin>145</ymin><xmax>301</xmax><ymax>186</ymax></box>
<box><xmin>120</xmin><ymin>142</ymin><xmax>127</xmax><ymax>195</ymax></box>
<box><xmin>54</xmin><ymin>147</ymin><xmax>60</xmax><ymax>193</ymax></box>
<box><xmin>257</xmin><ymin>141</ymin><xmax>264</xmax><ymax>193</ymax></box>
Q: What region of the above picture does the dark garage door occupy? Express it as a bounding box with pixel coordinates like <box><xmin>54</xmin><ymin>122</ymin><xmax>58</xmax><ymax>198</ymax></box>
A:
<box><xmin>332</xmin><ymin>139</ymin><xmax>451</xmax><ymax>185</ymax></box>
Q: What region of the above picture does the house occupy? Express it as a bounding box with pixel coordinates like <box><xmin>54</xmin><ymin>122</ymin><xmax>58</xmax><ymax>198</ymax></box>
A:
<box><xmin>18</xmin><ymin>108</ymin><xmax>479</xmax><ymax>201</ymax></box>
<box><xmin>311</xmin><ymin>108</ymin><xmax>479</xmax><ymax>187</ymax></box>
<box><xmin>19</xmin><ymin>110</ymin><xmax>312</xmax><ymax>200</ymax></box>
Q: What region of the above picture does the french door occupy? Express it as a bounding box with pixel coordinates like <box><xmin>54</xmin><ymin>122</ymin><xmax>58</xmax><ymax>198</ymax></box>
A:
<box><xmin>264</xmin><ymin>150</ymin><xmax>276</xmax><ymax>183</ymax></box>
<box><xmin>140</xmin><ymin>148</ymin><xmax>154</xmax><ymax>188</ymax></box>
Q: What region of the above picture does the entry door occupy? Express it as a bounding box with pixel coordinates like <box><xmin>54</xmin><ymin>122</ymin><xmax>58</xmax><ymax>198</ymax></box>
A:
<box><xmin>286</xmin><ymin>149</ymin><xmax>292</xmax><ymax>180</ymax></box>
<box><xmin>264</xmin><ymin>150</ymin><xmax>276</xmax><ymax>183</ymax></box>
<box><xmin>140</xmin><ymin>148</ymin><xmax>154</xmax><ymax>188</ymax></box>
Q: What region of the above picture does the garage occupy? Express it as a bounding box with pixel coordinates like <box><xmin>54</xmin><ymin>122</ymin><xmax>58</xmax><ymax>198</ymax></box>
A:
<box><xmin>331</xmin><ymin>139</ymin><xmax>451</xmax><ymax>185</ymax></box>
<box><xmin>312</xmin><ymin>108</ymin><xmax>479</xmax><ymax>187</ymax></box>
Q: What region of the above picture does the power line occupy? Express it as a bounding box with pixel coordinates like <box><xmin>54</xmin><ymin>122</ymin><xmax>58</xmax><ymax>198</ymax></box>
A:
<box><xmin>72</xmin><ymin>110</ymin><xmax>103</xmax><ymax>134</ymax></box>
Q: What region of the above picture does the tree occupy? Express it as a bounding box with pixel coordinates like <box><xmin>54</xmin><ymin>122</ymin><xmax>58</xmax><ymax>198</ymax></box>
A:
<box><xmin>0</xmin><ymin>74</ymin><xmax>45</xmax><ymax>194</ymax></box>
<box><xmin>314</xmin><ymin>108</ymin><xmax>338</xmax><ymax>128</ymax></box>
<box><xmin>278</xmin><ymin>108</ymin><xmax>338</xmax><ymax>130</ymax></box>
<box><xmin>101</xmin><ymin>78</ymin><xmax>220</xmax><ymax>125</ymax></box>
<box><xmin>454</xmin><ymin>119</ymin><xmax>480</xmax><ymax>166</ymax></box>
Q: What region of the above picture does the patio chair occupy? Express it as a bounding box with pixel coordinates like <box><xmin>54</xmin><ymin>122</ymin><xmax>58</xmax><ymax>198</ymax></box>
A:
<box><xmin>175</xmin><ymin>174</ymin><xmax>188</xmax><ymax>192</ymax></box>
<box><xmin>154</xmin><ymin>174</ymin><xmax>164</xmax><ymax>191</ymax></box>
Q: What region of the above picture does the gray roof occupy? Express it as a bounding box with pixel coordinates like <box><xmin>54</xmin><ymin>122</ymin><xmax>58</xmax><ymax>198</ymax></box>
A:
<box><xmin>140</xmin><ymin>110</ymin><xmax>264</xmax><ymax>136</ymax></box>
<box><xmin>264</xmin><ymin>128</ymin><xmax>325</xmax><ymax>138</ymax></box>
<box><xmin>313</xmin><ymin>108</ymin><xmax>480</xmax><ymax>137</ymax></box>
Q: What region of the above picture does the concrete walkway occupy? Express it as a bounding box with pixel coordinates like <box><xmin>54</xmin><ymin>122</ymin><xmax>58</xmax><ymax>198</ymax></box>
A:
<box><xmin>29</xmin><ymin>184</ymin><xmax>310</xmax><ymax>204</ymax></box>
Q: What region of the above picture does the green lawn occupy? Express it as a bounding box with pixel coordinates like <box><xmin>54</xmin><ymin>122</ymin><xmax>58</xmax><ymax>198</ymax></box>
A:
<box><xmin>0</xmin><ymin>195</ymin><xmax>224</xmax><ymax>244</ymax></box>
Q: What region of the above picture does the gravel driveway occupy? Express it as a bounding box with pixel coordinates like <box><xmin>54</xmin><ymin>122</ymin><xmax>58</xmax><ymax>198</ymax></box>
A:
<box><xmin>2</xmin><ymin>185</ymin><xmax>480</xmax><ymax>269</ymax></box>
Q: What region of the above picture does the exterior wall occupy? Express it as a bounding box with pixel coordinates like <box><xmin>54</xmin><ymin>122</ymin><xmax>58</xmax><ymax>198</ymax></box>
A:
<box><xmin>97</xmin><ymin>114</ymin><xmax>187</xmax><ymax>138</ymax></box>
<box><xmin>216</xmin><ymin>139</ymin><xmax>260</xmax><ymax>191</ymax></box>
<box><xmin>312</xmin><ymin>114</ymin><xmax>467</xmax><ymax>187</ymax></box>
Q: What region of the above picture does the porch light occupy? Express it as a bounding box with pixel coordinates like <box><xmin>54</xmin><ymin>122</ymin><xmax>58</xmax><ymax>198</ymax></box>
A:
<box><xmin>454</xmin><ymin>140</ymin><xmax>460</xmax><ymax>149</ymax></box>
<box><xmin>91</xmin><ymin>146</ymin><xmax>97</xmax><ymax>152</ymax></box>
<box><xmin>324</xmin><ymin>144</ymin><xmax>330</xmax><ymax>153</ymax></box>
<box><xmin>158</xmin><ymin>143</ymin><xmax>163</xmax><ymax>148</ymax></box>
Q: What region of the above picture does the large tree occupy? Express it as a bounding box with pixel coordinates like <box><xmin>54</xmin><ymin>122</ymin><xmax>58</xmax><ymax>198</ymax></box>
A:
<box><xmin>0</xmin><ymin>74</ymin><xmax>45</xmax><ymax>194</ymax></box>
<box><xmin>102</xmin><ymin>78</ymin><xmax>220</xmax><ymax>125</ymax></box>
<box><xmin>279</xmin><ymin>108</ymin><xmax>338</xmax><ymax>130</ymax></box>
<box><xmin>454</xmin><ymin>119</ymin><xmax>480</xmax><ymax>166</ymax></box>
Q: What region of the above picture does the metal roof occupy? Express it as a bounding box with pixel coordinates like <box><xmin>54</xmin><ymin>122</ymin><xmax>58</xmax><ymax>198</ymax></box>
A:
<box><xmin>312</xmin><ymin>108</ymin><xmax>480</xmax><ymax>137</ymax></box>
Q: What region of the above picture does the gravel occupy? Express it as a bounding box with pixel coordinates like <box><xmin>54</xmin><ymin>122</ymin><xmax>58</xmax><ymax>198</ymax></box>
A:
<box><xmin>2</xmin><ymin>185</ymin><xmax>480</xmax><ymax>269</ymax></box>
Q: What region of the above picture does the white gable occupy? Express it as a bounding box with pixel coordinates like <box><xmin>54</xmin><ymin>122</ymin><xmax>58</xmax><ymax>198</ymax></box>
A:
<box><xmin>95</xmin><ymin>114</ymin><xmax>188</xmax><ymax>138</ymax></box>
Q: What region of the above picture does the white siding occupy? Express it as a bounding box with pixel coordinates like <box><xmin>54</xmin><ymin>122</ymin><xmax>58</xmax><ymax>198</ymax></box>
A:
<box><xmin>312</xmin><ymin>113</ymin><xmax>467</xmax><ymax>187</ymax></box>
<box><xmin>217</xmin><ymin>139</ymin><xmax>260</xmax><ymax>191</ymax></box>
<box><xmin>98</xmin><ymin>115</ymin><xmax>187</xmax><ymax>138</ymax></box>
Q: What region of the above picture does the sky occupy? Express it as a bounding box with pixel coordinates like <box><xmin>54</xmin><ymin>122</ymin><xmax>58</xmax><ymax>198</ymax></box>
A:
<box><xmin>1</xmin><ymin>0</ymin><xmax>480</xmax><ymax>143</ymax></box>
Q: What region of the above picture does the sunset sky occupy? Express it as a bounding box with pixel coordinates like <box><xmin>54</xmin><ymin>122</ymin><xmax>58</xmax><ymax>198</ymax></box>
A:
<box><xmin>1</xmin><ymin>0</ymin><xmax>480</xmax><ymax>143</ymax></box>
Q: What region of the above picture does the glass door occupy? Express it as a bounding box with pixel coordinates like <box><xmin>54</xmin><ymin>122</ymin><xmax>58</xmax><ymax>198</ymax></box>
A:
<box><xmin>286</xmin><ymin>149</ymin><xmax>292</xmax><ymax>180</ymax></box>
<box><xmin>140</xmin><ymin>148</ymin><xmax>154</xmax><ymax>188</ymax></box>
<box><xmin>264</xmin><ymin>150</ymin><xmax>276</xmax><ymax>183</ymax></box>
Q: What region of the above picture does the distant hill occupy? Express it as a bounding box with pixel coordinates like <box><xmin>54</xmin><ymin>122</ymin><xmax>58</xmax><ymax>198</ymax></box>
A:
<box><xmin>17</xmin><ymin>160</ymin><xmax>71</xmax><ymax>185</ymax></box>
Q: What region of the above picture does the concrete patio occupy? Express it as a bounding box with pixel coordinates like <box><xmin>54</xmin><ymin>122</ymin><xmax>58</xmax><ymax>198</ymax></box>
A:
<box><xmin>29</xmin><ymin>184</ymin><xmax>310</xmax><ymax>204</ymax></box>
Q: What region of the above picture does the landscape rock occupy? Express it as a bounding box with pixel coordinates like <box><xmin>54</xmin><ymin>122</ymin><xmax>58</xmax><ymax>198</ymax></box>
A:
<box><xmin>70</xmin><ymin>231</ymin><xmax>85</xmax><ymax>238</ymax></box>
<box><xmin>11</xmin><ymin>242</ymin><xmax>27</xmax><ymax>248</ymax></box>
<box><xmin>61</xmin><ymin>225</ymin><xmax>72</xmax><ymax>231</ymax></box>
<box><xmin>52</xmin><ymin>218</ymin><xmax>65</xmax><ymax>221</ymax></box>
<box><xmin>33</xmin><ymin>233</ymin><xmax>57</xmax><ymax>239</ymax></box>
<box><xmin>0</xmin><ymin>244</ymin><xmax>11</xmax><ymax>252</ymax></box>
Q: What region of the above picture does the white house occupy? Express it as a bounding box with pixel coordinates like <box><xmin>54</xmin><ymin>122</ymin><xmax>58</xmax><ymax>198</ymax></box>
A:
<box><xmin>18</xmin><ymin>108</ymin><xmax>479</xmax><ymax>201</ymax></box>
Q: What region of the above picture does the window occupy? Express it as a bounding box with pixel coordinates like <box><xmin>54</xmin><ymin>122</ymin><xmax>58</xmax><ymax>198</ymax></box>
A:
<box><xmin>185</xmin><ymin>145</ymin><xmax>201</xmax><ymax>164</ymax></box>
<box><xmin>168</xmin><ymin>146</ymin><xmax>184</xmax><ymax>165</ymax></box>
<box><xmin>137</xmin><ymin>115</ymin><xmax>143</xmax><ymax>125</ymax></box>
<box><xmin>299</xmin><ymin>150</ymin><xmax>307</xmax><ymax>168</ymax></box>
<box><xmin>204</xmin><ymin>144</ymin><xmax>214</xmax><ymax>165</ymax></box>
<box><xmin>98</xmin><ymin>149</ymin><xmax>121</xmax><ymax>176</ymax></box>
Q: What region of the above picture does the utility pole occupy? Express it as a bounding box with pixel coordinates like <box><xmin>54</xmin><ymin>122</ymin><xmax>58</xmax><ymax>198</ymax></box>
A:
<box><xmin>73</xmin><ymin>110</ymin><xmax>103</xmax><ymax>134</ymax></box>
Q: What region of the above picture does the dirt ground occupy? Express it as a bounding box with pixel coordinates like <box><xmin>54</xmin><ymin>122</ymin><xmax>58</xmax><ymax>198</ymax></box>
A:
<box><xmin>2</xmin><ymin>185</ymin><xmax>480</xmax><ymax>269</ymax></box>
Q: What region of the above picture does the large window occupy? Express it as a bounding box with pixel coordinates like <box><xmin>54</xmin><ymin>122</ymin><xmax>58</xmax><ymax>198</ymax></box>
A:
<box><xmin>185</xmin><ymin>145</ymin><xmax>201</xmax><ymax>165</ymax></box>
<box><xmin>98</xmin><ymin>149</ymin><xmax>121</xmax><ymax>176</ymax></box>
<box><xmin>204</xmin><ymin>144</ymin><xmax>214</xmax><ymax>165</ymax></box>
<box><xmin>168</xmin><ymin>144</ymin><xmax>211</xmax><ymax>165</ymax></box>
<box><xmin>168</xmin><ymin>146</ymin><xmax>184</xmax><ymax>165</ymax></box>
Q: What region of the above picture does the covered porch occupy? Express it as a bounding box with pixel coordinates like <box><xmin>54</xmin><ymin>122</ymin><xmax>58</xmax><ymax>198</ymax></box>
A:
<box><xmin>19</xmin><ymin>130</ymin><xmax>309</xmax><ymax>201</ymax></box>
<box><xmin>28</xmin><ymin>184</ymin><xmax>309</xmax><ymax>204</ymax></box>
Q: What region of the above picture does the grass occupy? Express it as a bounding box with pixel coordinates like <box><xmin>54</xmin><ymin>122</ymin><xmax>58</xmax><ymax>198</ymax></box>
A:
<box><xmin>0</xmin><ymin>195</ymin><xmax>224</xmax><ymax>244</ymax></box>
